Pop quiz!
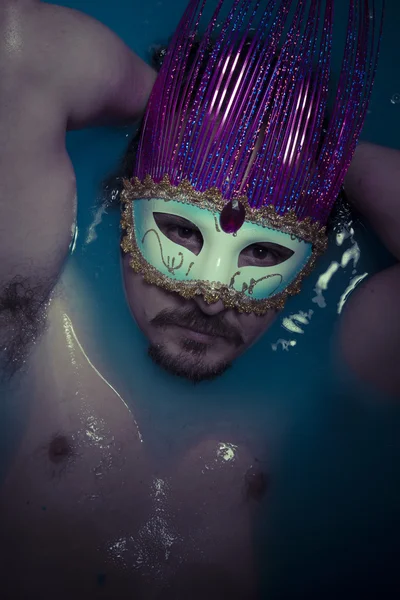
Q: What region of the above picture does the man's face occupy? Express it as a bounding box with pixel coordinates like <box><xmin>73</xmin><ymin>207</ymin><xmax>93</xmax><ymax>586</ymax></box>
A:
<box><xmin>122</xmin><ymin>254</ymin><xmax>277</xmax><ymax>382</ymax></box>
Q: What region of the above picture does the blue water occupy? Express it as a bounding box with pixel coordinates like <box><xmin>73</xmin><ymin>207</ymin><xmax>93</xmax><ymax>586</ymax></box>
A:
<box><xmin>47</xmin><ymin>1</ymin><xmax>400</xmax><ymax>597</ymax></box>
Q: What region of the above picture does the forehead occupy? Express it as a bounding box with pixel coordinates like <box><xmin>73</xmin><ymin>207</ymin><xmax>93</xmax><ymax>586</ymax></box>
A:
<box><xmin>134</xmin><ymin>197</ymin><xmax>309</xmax><ymax>251</ymax></box>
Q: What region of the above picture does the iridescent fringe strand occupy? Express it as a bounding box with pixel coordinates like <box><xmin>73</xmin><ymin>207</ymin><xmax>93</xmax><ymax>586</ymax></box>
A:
<box><xmin>134</xmin><ymin>0</ymin><xmax>384</xmax><ymax>227</ymax></box>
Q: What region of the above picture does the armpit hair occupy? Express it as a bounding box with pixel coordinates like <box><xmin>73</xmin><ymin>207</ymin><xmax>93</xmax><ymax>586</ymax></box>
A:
<box><xmin>0</xmin><ymin>276</ymin><xmax>50</xmax><ymax>378</ymax></box>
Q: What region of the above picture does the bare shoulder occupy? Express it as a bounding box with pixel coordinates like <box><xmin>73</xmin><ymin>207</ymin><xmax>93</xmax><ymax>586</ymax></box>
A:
<box><xmin>0</xmin><ymin>0</ymin><xmax>155</xmax><ymax>374</ymax></box>
<box><xmin>5</xmin><ymin>0</ymin><xmax>156</xmax><ymax>126</ymax></box>
<box><xmin>338</xmin><ymin>263</ymin><xmax>400</xmax><ymax>397</ymax></box>
<box><xmin>0</xmin><ymin>0</ymin><xmax>156</xmax><ymax>275</ymax></box>
<box><xmin>339</xmin><ymin>143</ymin><xmax>400</xmax><ymax>397</ymax></box>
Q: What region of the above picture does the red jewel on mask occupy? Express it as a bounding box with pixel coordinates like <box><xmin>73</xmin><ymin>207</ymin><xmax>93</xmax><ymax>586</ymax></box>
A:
<box><xmin>219</xmin><ymin>199</ymin><xmax>245</xmax><ymax>234</ymax></box>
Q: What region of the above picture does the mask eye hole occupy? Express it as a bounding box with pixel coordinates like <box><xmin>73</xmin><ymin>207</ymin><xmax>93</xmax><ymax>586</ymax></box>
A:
<box><xmin>153</xmin><ymin>212</ymin><xmax>204</xmax><ymax>256</ymax></box>
<box><xmin>238</xmin><ymin>242</ymin><xmax>294</xmax><ymax>268</ymax></box>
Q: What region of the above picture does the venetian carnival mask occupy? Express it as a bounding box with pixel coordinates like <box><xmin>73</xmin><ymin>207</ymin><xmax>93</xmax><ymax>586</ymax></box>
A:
<box><xmin>121</xmin><ymin>0</ymin><xmax>382</xmax><ymax>315</ymax></box>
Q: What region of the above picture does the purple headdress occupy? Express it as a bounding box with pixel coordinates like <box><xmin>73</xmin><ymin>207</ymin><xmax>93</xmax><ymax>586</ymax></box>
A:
<box><xmin>129</xmin><ymin>0</ymin><xmax>383</xmax><ymax>240</ymax></box>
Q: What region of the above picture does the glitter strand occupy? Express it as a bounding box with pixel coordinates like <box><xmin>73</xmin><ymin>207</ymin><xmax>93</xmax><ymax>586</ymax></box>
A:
<box><xmin>133</xmin><ymin>0</ymin><xmax>383</xmax><ymax>230</ymax></box>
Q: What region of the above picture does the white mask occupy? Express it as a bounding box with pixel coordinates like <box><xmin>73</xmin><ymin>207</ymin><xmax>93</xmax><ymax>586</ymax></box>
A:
<box><xmin>121</xmin><ymin>194</ymin><xmax>323</xmax><ymax>315</ymax></box>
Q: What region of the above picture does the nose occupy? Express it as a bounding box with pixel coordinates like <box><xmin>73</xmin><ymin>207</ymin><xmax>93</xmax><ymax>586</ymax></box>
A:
<box><xmin>193</xmin><ymin>295</ymin><xmax>226</xmax><ymax>315</ymax></box>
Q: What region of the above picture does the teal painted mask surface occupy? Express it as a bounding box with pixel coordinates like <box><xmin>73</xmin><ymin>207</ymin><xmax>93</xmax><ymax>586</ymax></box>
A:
<box><xmin>131</xmin><ymin>197</ymin><xmax>313</xmax><ymax>304</ymax></box>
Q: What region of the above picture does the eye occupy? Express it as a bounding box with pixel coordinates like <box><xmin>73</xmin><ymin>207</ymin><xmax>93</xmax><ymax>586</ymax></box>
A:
<box><xmin>238</xmin><ymin>242</ymin><xmax>294</xmax><ymax>267</ymax></box>
<box><xmin>153</xmin><ymin>212</ymin><xmax>204</xmax><ymax>255</ymax></box>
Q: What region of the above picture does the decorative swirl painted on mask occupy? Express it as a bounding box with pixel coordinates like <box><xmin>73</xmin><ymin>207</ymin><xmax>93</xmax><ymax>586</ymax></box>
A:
<box><xmin>247</xmin><ymin>273</ymin><xmax>283</xmax><ymax>295</ymax></box>
<box><xmin>213</xmin><ymin>214</ymin><xmax>221</xmax><ymax>233</ymax></box>
<box><xmin>185</xmin><ymin>262</ymin><xmax>195</xmax><ymax>277</ymax></box>
<box><xmin>229</xmin><ymin>271</ymin><xmax>283</xmax><ymax>295</ymax></box>
<box><xmin>142</xmin><ymin>228</ymin><xmax>184</xmax><ymax>275</ymax></box>
<box><xmin>245</xmin><ymin>274</ymin><xmax>282</xmax><ymax>296</ymax></box>
<box><xmin>229</xmin><ymin>270</ymin><xmax>282</xmax><ymax>296</ymax></box>
<box><xmin>229</xmin><ymin>271</ymin><xmax>241</xmax><ymax>288</ymax></box>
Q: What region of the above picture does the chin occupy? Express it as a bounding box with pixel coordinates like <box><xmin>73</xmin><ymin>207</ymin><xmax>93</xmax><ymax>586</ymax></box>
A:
<box><xmin>147</xmin><ymin>342</ymin><xmax>232</xmax><ymax>383</ymax></box>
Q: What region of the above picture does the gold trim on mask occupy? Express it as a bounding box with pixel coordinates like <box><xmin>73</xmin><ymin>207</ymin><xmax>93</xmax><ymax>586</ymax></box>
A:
<box><xmin>120</xmin><ymin>178</ymin><xmax>328</xmax><ymax>315</ymax></box>
<box><xmin>122</xmin><ymin>175</ymin><xmax>328</xmax><ymax>252</ymax></box>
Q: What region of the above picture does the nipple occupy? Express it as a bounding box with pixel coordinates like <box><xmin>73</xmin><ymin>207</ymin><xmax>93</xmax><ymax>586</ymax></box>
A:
<box><xmin>48</xmin><ymin>434</ymin><xmax>74</xmax><ymax>464</ymax></box>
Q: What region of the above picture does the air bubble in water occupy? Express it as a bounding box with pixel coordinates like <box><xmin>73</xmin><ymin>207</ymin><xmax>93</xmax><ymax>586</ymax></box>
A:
<box><xmin>390</xmin><ymin>93</ymin><xmax>400</xmax><ymax>105</ymax></box>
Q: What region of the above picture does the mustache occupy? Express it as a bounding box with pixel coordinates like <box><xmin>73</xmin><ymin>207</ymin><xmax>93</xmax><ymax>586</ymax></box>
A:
<box><xmin>151</xmin><ymin>307</ymin><xmax>244</xmax><ymax>347</ymax></box>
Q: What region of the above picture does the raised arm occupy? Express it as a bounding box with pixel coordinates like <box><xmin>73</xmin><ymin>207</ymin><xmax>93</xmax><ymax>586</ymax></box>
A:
<box><xmin>339</xmin><ymin>143</ymin><xmax>400</xmax><ymax>396</ymax></box>
<box><xmin>0</xmin><ymin>0</ymin><xmax>155</xmax><ymax>371</ymax></box>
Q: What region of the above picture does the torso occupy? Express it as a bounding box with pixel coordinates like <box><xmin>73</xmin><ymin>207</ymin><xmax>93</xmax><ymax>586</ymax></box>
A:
<box><xmin>1</xmin><ymin>3</ymin><xmax>399</xmax><ymax>598</ymax></box>
<box><xmin>0</xmin><ymin>273</ymin><xmax>262</xmax><ymax>600</ymax></box>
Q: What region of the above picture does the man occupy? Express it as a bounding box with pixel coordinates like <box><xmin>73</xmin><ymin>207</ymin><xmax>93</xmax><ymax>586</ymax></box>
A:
<box><xmin>113</xmin><ymin>0</ymin><xmax>384</xmax><ymax>386</ymax></box>
<box><xmin>0</xmin><ymin>1</ymin><xmax>398</xmax><ymax>599</ymax></box>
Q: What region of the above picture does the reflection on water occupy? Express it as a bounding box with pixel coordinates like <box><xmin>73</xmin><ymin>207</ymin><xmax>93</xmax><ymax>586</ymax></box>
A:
<box><xmin>272</xmin><ymin>221</ymin><xmax>365</xmax><ymax>347</ymax></box>
<box><xmin>282</xmin><ymin>310</ymin><xmax>314</xmax><ymax>334</ymax></box>
<box><xmin>62</xmin><ymin>312</ymin><xmax>137</xmax><ymax>426</ymax></box>
<box><xmin>337</xmin><ymin>272</ymin><xmax>368</xmax><ymax>314</ymax></box>
<box><xmin>271</xmin><ymin>338</ymin><xmax>297</xmax><ymax>352</ymax></box>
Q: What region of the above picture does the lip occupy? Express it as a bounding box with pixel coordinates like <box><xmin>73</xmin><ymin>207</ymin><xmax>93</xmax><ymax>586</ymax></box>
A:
<box><xmin>177</xmin><ymin>326</ymin><xmax>221</xmax><ymax>344</ymax></box>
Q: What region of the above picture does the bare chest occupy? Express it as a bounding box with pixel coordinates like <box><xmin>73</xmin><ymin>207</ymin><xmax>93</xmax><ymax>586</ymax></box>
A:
<box><xmin>0</xmin><ymin>308</ymin><xmax>262</xmax><ymax>599</ymax></box>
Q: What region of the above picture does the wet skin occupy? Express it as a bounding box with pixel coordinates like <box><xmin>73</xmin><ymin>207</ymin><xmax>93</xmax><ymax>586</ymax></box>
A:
<box><xmin>1</xmin><ymin>0</ymin><xmax>400</xmax><ymax>598</ymax></box>
<box><xmin>0</xmin><ymin>2</ymin><xmax>262</xmax><ymax>598</ymax></box>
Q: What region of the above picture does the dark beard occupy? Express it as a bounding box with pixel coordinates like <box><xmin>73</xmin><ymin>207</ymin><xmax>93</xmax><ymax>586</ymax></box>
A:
<box><xmin>150</xmin><ymin>306</ymin><xmax>244</xmax><ymax>347</ymax></box>
<box><xmin>148</xmin><ymin>342</ymin><xmax>231</xmax><ymax>383</ymax></box>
